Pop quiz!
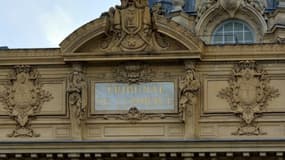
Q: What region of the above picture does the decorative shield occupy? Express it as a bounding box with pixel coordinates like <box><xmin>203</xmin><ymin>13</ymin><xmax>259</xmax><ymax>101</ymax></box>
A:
<box><xmin>218</xmin><ymin>61</ymin><xmax>279</xmax><ymax>136</ymax></box>
<box><xmin>238</xmin><ymin>78</ymin><xmax>257</xmax><ymax>106</ymax></box>
<box><xmin>0</xmin><ymin>65</ymin><xmax>53</xmax><ymax>137</ymax></box>
<box><xmin>121</xmin><ymin>6</ymin><xmax>142</xmax><ymax>35</ymax></box>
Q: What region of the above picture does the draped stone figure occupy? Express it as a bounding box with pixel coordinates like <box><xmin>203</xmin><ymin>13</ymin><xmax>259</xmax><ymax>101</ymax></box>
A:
<box><xmin>67</xmin><ymin>63</ymin><xmax>87</xmax><ymax>139</ymax></box>
<box><xmin>179</xmin><ymin>62</ymin><xmax>200</xmax><ymax>121</ymax></box>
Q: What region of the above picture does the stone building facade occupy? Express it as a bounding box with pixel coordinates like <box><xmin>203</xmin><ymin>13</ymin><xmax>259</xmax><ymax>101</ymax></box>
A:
<box><xmin>0</xmin><ymin>0</ymin><xmax>285</xmax><ymax>159</ymax></box>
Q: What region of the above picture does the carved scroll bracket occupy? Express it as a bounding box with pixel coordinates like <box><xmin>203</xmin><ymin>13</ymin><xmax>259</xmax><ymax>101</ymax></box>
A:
<box><xmin>67</xmin><ymin>63</ymin><xmax>87</xmax><ymax>139</ymax></box>
<box><xmin>218</xmin><ymin>61</ymin><xmax>279</xmax><ymax>136</ymax></box>
<box><xmin>179</xmin><ymin>61</ymin><xmax>200</xmax><ymax>121</ymax></box>
<box><xmin>0</xmin><ymin>65</ymin><xmax>53</xmax><ymax>137</ymax></box>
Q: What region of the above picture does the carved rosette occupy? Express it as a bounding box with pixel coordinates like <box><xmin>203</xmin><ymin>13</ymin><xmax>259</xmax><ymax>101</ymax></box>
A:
<box><xmin>218</xmin><ymin>61</ymin><xmax>279</xmax><ymax>135</ymax></box>
<box><xmin>179</xmin><ymin>61</ymin><xmax>200</xmax><ymax>121</ymax></box>
<box><xmin>114</xmin><ymin>62</ymin><xmax>154</xmax><ymax>84</ymax></box>
<box><xmin>67</xmin><ymin>64</ymin><xmax>87</xmax><ymax>126</ymax></box>
<box><xmin>0</xmin><ymin>65</ymin><xmax>53</xmax><ymax>137</ymax></box>
<box><xmin>101</xmin><ymin>0</ymin><xmax>169</xmax><ymax>52</ymax></box>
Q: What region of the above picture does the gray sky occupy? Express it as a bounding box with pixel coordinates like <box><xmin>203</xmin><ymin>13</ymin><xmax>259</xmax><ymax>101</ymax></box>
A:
<box><xmin>0</xmin><ymin>0</ymin><xmax>120</xmax><ymax>48</ymax></box>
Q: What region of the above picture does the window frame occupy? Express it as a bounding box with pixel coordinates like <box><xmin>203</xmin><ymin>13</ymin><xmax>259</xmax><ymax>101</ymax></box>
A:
<box><xmin>211</xmin><ymin>20</ymin><xmax>255</xmax><ymax>45</ymax></box>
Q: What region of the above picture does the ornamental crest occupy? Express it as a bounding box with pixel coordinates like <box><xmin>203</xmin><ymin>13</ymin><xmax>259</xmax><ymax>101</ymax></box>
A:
<box><xmin>0</xmin><ymin>65</ymin><xmax>53</xmax><ymax>137</ymax></box>
<box><xmin>102</xmin><ymin>0</ymin><xmax>169</xmax><ymax>52</ymax></box>
<box><xmin>218</xmin><ymin>61</ymin><xmax>279</xmax><ymax>135</ymax></box>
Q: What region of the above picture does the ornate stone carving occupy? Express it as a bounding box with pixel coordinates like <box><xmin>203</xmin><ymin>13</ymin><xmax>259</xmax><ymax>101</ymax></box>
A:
<box><xmin>197</xmin><ymin>0</ymin><xmax>217</xmax><ymax>19</ymax></box>
<box><xmin>246</xmin><ymin>0</ymin><xmax>265</xmax><ymax>12</ymax></box>
<box><xmin>0</xmin><ymin>65</ymin><xmax>53</xmax><ymax>137</ymax></box>
<box><xmin>197</xmin><ymin>0</ymin><xmax>265</xmax><ymax>19</ymax></box>
<box><xmin>117</xmin><ymin>107</ymin><xmax>145</xmax><ymax>122</ymax></box>
<box><xmin>114</xmin><ymin>62</ymin><xmax>154</xmax><ymax>84</ymax></box>
<box><xmin>179</xmin><ymin>61</ymin><xmax>200</xmax><ymax>121</ymax></box>
<box><xmin>67</xmin><ymin>63</ymin><xmax>87</xmax><ymax>139</ymax></box>
<box><xmin>101</xmin><ymin>0</ymin><xmax>169</xmax><ymax>52</ymax></box>
<box><xmin>94</xmin><ymin>109</ymin><xmax>181</xmax><ymax>122</ymax></box>
<box><xmin>218</xmin><ymin>61</ymin><xmax>279</xmax><ymax>135</ymax></box>
<box><xmin>219</xmin><ymin>0</ymin><xmax>242</xmax><ymax>17</ymax></box>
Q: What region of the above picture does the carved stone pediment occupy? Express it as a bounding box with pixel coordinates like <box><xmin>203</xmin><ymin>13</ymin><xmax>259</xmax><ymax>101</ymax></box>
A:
<box><xmin>60</xmin><ymin>0</ymin><xmax>203</xmax><ymax>56</ymax></box>
<box><xmin>217</xmin><ymin>61</ymin><xmax>279</xmax><ymax>136</ymax></box>
<box><xmin>0</xmin><ymin>65</ymin><xmax>53</xmax><ymax>137</ymax></box>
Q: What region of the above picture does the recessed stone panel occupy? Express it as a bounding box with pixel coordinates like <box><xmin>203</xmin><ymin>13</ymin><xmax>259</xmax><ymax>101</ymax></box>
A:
<box><xmin>204</xmin><ymin>79</ymin><xmax>231</xmax><ymax>113</ymax></box>
<box><xmin>104</xmin><ymin>125</ymin><xmax>165</xmax><ymax>137</ymax></box>
<box><xmin>40</xmin><ymin>80</ymin><xmax>66</xmax><ymax>115</ymax></box>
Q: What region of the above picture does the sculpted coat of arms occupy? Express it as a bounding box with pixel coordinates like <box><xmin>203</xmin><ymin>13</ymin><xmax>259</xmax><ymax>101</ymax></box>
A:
<box><xmin>102</xmin><ymin>0</ymin><xmax>169</xmax><ymax>52</ymax></box>
<box><xmin>0</xmin><ymin>65</ymin><xmax>53</xmax><ymax>137</ymax></box>
<box><xmin>218</xmin><ymin>61</ymin><xmax>279</xmax><ymax>135</ymax></box>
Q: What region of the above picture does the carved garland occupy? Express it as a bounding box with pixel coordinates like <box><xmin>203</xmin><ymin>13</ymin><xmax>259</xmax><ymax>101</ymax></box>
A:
<box><xmin>0</xmin><ymin>65</ymin><xmax>53</xmax><ymax>137</ymax></box>
<box><xmin>218</xmin><ymin>61</ymin><xmax>279</xmax><ymax>135</ymax></box>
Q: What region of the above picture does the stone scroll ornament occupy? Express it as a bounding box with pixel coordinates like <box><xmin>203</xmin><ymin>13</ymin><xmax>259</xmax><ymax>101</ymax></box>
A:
<box><xmin>218</xmin><ymin>61</ymin><xmax>279</xmax><ymax>135</ymax></box>
<box><xmin>67</xmin><ymin>64</ymin><xmax>87</xmax><ymax>128</ymax></box>
<box><xmin>0</xmin><ymin>65</ymin><xmax>53</xmax><ymax>137</ymax></box>
<box><xmin>179</xmin><ymin>62</ymin><xmax>200</xmax><ymax>121</ymax></box>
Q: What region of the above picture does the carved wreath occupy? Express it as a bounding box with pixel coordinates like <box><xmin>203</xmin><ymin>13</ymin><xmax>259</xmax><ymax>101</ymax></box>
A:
<box><xmin>0</xmin><ymin>65</ymin><xmax>53</xmax><ymax>137</ymax></box>
<box><xmin>218</xmin><ymin>61</ymin><xmax>279</xmax><ymax>135</ymax></box>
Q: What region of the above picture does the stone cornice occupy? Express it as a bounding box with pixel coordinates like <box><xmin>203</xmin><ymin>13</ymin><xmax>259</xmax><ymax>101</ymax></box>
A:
<box><xmin>0</xmin><ymin>48</ymin><xmax>63</xmax><ymax>65</ymax></box>
<box><xmin>203</xmin><ymin>44</ymin><xmax>285</xmax><ymax>61</ymax></box>
<box><xmin>0</xmin><ymin>139</ymin><xmax>285</xmax><ymax>153</ymax></box>
<box><xmin>1</xmin><ymin>44</ymin><xmax>285</xmax><ymax>64</ymax></box>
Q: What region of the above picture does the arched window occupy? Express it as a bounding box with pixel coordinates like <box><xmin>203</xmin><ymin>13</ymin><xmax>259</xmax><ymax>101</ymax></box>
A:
<box><xmin>212</xmin><ymin>20</ymin><xmax>255</xmax><ymax>44</ymax></box>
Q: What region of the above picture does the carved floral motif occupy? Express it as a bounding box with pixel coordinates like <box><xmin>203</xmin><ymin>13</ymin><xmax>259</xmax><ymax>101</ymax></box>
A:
<box><xmin>114</xmin><ymin>62</ymin><xmax>154</xmax><ymax>84</ymax></box>
<box><xmin>218</xmin><ymin>61</ymin><xmax>279</xmax><ymax>135</ymax></box>
<box><xmin>0</xmin><ymin>65</ymin><xmax>53</xmax><ymax>137</ymax></box>
<box><xmin>101</xmin><ymin>0</ymin><xmax>169</xmax><ymax>52</ymax></box>
<box><xmin>179</xmin><ymin>61</ymin><xmax>200</xmax><ymax>121</ymax></box>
